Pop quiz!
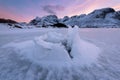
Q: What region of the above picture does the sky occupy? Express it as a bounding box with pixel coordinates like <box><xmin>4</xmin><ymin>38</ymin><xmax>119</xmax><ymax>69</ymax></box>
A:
<box><xmin>0</xmin><ymin>0</ymin><xmax>120</xmax><ymax>22</ymax></box>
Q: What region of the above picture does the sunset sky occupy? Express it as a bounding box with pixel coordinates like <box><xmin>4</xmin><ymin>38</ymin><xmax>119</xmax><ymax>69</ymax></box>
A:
<box><xmin>0</xmin><ymin>0</ymin><xmax>120</xmax><ymax>22</ymax></box>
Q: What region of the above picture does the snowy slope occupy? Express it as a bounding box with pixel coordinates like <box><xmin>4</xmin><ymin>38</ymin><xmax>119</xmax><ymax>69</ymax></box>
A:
<box><xmin>0</xmin><ymin>23</ymin><xmax>11</xmax><ymax>30</ymax></box>
<box><xmin>1</xmin><ymin>8</ymin><xmax>120</xmax><ymax>28</ymax></box>
<box><xmin>29</xmin><ymin>15</ymin><xmax>59</xmax><ymax>27</ymax></box>
<box><xmin>28</xmin><ymin>8</ymin><xmax>120</xmax><ymax>28</ymax></box>
<box><xmin>1</xmin><ymin>8</ymin><xmax>120</xmax><ymax>29</ymax></box>
<box><xmin>60</xmin><ymin>8</ymin><xmax>120</xmax><ymax>28</ymax></box>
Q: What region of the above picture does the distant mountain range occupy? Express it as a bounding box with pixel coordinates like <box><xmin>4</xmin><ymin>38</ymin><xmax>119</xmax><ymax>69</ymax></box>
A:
<box><xmin>0</xmin><ymin>18</ymin><xmax>17</xmax><ymax>24</ymax></box>
<box><xmin>0</xmin><ymin>7</ymin><xmax>120</xmax><ymax>28</ymax></box>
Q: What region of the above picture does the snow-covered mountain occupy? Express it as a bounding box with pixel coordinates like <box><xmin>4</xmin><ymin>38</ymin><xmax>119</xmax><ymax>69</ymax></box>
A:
<box><xmin>1</xmin><ymin>7</ymin><xmax>120</xmax><ymax>28</ymax></box>
<box><xmin>29</xmin><ymin>8</ymin><xmax>120</xmax><ymax>28</ymax></box>
<box><xmin>29</xmin><ymin>15</ymin><xmax>67</xmax><ymax>28</ymax></box>
<box><xmin>30</xmin><ymin>15</ymin><xmax>58</xmax><ymax>27</ymax></box>
<box><xmin>62</xmin><ymin>8</ymin><xmax>120</xmax><ymax>28</ymax></box>
<box><xmin>0</xmin><ymin>18</ymin><xmax>35</xmax><ymax>29</ymax></box>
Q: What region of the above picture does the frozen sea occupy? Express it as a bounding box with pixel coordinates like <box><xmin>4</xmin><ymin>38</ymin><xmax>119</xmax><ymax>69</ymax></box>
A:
<box><xmin>0</xmin><ymin>26</ymin><xmax>120</xmax><ymax>80</ymax></box>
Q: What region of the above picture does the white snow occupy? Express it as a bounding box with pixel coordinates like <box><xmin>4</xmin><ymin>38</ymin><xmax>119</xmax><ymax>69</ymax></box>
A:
<box><xmin>0</xmin><ymin>26</ymin><xmax>120</xmax><ymax>80</ymax></box>
<box><xmin>2</xmin><ymin>25</ymin><xmax>100</xmax><ymax>67</ymax></box>
<box><xmin>0</xmin><ymin>23</ymin><xmax>11</xmax><ymax>30</ymax></box>
<box><xmin>66</xmin><ymin>26</ymin><xmax>100</xmax><ymax>66</ymax></box>
<box><xmin>2</xmin><ymin>35</ymin><xmax>71</xmax><ymax>66</ymax></box>
<box><xmin>30</xmin><ymin>15</ymin><xmax>58</xmax><ymax>27</ymax></box>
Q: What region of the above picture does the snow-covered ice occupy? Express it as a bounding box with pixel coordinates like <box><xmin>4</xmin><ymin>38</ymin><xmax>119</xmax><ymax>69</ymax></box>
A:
<box><xmin>0</xmin><ymin>26</ymin><xmax>120</xmax><ymax>80</ymax></box>
<box><xmin>2</xmin><ymin>26</ymin><xmax>100</xmax><ymax>66</ymax></box>
<box><xmin>68</xmin><ymin>26</ymin><xmax>100</xmax><ymax>66</ymax></box>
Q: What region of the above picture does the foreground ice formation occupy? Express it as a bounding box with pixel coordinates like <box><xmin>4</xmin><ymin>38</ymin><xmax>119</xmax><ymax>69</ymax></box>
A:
<box><xmin>0</xmin><ymin>26</ymin><xmax>102</xmax><ymax>80</ymax></box>
<box><xmin>2</xmin><ymin>26</ymin><xmax>100</xmax><ymax>66</ymax></box>
<box><xmin>67</xmin><ymin>26</ymin><xmax>101</xmax><ymax>66</ymax></box>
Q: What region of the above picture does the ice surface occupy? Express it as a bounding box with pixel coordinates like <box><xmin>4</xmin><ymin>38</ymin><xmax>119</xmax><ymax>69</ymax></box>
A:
<box><xmin>2</xmin><ymin>26</ymin><xmax>100</xmax><ymax>67</ymax></box>
<box><xmin>0</xmin><ymin>27</ymin><xmax>120</xmax><ymax>80</ymax></box>
<box><xmin>66</xmin><ymin>26</ymin><xmax>101</xmax><ymax>66</ymax></box>
<box><xmin>0</xmin><ymin>23</ymin><xmax>11</xmax><ymax>30</ymax></box>
<box><xmin>2</xmin><ymin>35</ymin><xmax>71</xmax><ymax>67</ymax></box>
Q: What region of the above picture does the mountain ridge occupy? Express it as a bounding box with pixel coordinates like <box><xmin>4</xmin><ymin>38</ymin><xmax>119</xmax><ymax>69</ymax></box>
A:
<box><xmin>1</xmin><ymin>7</ymin><xmax>120</xmax><ymax>28</ymax></box>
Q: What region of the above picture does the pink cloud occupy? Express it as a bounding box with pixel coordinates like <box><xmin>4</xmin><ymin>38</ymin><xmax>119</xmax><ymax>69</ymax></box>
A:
<box><xmin>0</xmin><ymin>7</ymin><xmax>34</xmax><ymax>22</ymax></box>
<box><xmin>112</xmin><ymin>3</ymin><xmax>120</xmax><ymax>11</ymax></box>
<box><xmin>60</xmin><ymin>0</ymin><xmax>116</xmax><ymax>17</ymax></box>
<box><xmin>0</xmin><ymin>0</ymin><xmax>120</xmax><ymax>22</ymax></box>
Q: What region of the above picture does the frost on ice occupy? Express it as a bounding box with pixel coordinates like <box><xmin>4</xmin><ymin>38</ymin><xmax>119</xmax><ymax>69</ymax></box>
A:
<box><xmin>2</xmin><ymin>25</ymin><xmax>100</xmax><ymax>66</ymax></box>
